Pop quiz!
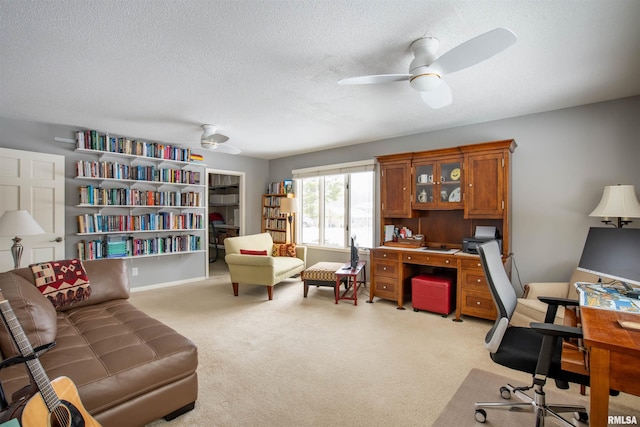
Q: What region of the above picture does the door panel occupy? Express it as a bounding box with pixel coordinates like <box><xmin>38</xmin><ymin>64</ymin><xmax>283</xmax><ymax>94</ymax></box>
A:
<box><xmin>0</xmin><ymin>148</ymin><xmax>65</xmax><ymax>270</ymax></box>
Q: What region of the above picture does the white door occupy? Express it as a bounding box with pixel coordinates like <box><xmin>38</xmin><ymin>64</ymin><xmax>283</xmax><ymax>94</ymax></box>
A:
<box><xmin>0</xmin><ymin>148</ymin><xmax>65</xmax><ymax>270</ymax></box>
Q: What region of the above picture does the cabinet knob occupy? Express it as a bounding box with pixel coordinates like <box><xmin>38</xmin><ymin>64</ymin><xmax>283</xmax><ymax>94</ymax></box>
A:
<box><xmin>477</xmin><ymin>262</ymin><xmax>481</xmax><ymax>267</ymax></box>
<box><xmin>445</xmin><ymin>259</ymin><xmax>449</xmax><ymax>264</ymax></box>
<box><xmin>407</xmin><ymin>256</ymin><xmax>411</xmax><ymax>260</ymax></box>
<box><xmin>477</xmin><ymin>301</ymin><xmax>481</xmax><ymax>305</ymax></box>
<box><xmin>383</xmin><ymin>254</ymin><xmax>387</xmax><ymax>258</ymax></box>
<box><xmin>383</xmin><ymin>285</ymin><xmax>387</xmax><ymax>289</ymax></box>
<box><xmin>383</xmin><ymin>267</ymin><xmax>387</xmax><ymax>271</ymax></box>
<box><xmin>477</xmin><ymin>279</ymin><xmax>481</xmax><ymax>283</ymax></box>
<box><xmin>469</xmin><ymin>183</ymin><xmax>473</xmax><ymax>187</ymax></box>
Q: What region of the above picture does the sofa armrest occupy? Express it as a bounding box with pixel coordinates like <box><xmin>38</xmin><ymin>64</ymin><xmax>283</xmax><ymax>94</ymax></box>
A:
<box><xmin>295</xmin><ymin>245</ymin><xmax>307</xmax><ymax>265</ymax></box>
<box><xmin>225</xmin><ymin>253</ymin><xmax>276</xmax><ymax>267</ymax></box>
<box><xmin>523</xmin><ymin>282</ymin><xmax>571</xmax><ymax>300</ymax></box>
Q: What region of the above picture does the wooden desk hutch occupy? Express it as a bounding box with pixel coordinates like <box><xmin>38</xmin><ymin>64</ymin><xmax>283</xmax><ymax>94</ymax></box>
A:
<box><xmin>370</xmin><ymin>140</ymin><xmax>516</xmax><ymax>321</ymax></box>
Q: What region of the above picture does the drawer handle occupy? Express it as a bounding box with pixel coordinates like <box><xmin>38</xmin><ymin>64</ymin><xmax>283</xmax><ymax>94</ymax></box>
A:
<box><xmin>445</xmin><ymin>259</ymin><xmax>449</xmax><ymax>264</ymax></box>
<box><xmin>477</xmin><ymin>263</ymin><xmax>481</xmax><ymax>267</ymax></box>
<box><xmin>407</xmin><ymin>256</ymin><xmax>412</xmax><ymax>260</ymax></box>
<box><xmin>383</xmin><ymin>254</ymin><xmax>387</xmax><ymax>258</ymax></box>
<box><xmin>477</xmin><ymin>279</ymin><xmax>481</xmax><ymax>283</ymax></box>
<box><xmin>383</xmin><ymin>267</ymin><xmax>387</xmax><ymax>271</ymax></box>
<box><xmin>477</xmin><ymin>301</ymin><xmax>481</xmax><ymax>305</ymax></box>
<box><xmin>383</xmin><ymin>285</ymin><xmax>387</xmax><ymax>289</ymax></box>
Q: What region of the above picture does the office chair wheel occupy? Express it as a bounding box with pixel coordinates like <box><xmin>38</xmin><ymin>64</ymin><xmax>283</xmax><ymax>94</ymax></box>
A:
<box><xmin>474</xmin><ymin>409</ymin><xmax>487</xmax><ymax>423</ymax></box>
<box><xmin>574</xmin><ymin>411</ymin><xmax>588</xmax><ymax>422</ymax></box>
<box><xmin>500</xmin><ymin>386</ymin><xmax>511</xmax><ymax>399</ymax></box>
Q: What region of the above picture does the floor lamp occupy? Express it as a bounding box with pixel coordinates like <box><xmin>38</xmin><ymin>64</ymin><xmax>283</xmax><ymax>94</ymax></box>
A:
<box><xmin>589</xmin><ymin>184</ymin><xmax>640</xmax><ymax>228</ymax></box>
<box><xmin>0</xmin><ymin>210</ymin><xmax>45</xmax><ymax>269</ymax></box>
<box><xmin>279</xmin><ymin>197</ymin><xmax>296</xmax><ymax>244</ymax></box>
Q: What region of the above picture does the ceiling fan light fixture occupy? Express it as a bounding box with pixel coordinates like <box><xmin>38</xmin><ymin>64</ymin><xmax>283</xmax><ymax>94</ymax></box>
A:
<box><xmin>409</xmin><ymin>73</ymin><xmax>442</xmax><ymax>92</ymax></box>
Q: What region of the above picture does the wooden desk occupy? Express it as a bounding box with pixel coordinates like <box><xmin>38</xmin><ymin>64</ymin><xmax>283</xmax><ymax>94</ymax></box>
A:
<box><xmin>564</xmin><ymin>306</ymin><xmax>640</xmax><ymax>427</ymax></box>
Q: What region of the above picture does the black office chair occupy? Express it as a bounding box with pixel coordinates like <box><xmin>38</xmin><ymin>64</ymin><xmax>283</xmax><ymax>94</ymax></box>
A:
<box><xmin>474</xmin><ymin>240</ymin><xmax>590</xmax><ymax>426</ymax></box>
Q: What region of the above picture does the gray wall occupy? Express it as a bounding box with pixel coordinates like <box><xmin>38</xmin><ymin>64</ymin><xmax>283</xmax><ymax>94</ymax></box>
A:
<box><xmin>269</xmin><ymin>96</ymin><xmax>640</xmax><ymax>287</ymax></box>
<box><xmin>0</xmin><ymin>117</ymin><xmax>269</xmax><ymax>287</ymax></box>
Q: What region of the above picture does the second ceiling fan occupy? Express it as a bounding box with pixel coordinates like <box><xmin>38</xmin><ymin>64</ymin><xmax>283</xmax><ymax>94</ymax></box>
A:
<box><xmin>338</xmin><ymin>27</ymin><xmax>518</xmax><ymax>109</ymax></box>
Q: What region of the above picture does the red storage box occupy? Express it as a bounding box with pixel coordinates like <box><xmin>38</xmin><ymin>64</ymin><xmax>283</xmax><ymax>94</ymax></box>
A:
<box><xmin>412</xmin><ymin>274</ymin><xmax>456</xmax><ymax>315</ymax></box>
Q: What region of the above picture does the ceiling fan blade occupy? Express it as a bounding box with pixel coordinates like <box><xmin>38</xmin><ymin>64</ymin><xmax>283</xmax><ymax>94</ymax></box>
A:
<box><xmin>338</xmin><ymin>74</ymin><xmax>411</xmax><ymax>85</ymax></box>
<box><xmin>420</xmin><ymin>80</ymin><xmax>452</xmax><ymax>109</ymax></box>
<box><xmin>431</xmin><ymin>28</ymin><xmax>517</xmax><ymax>76</ymax></box>
<box><xmin>202</xmin><ymin>142</ymin><xmax>241</xmax><ymax>155</ymax></box>
<box><xmin>202</xmin><ymin>133</ymin><xmax>229</xmax><ymax>144</ymax></box>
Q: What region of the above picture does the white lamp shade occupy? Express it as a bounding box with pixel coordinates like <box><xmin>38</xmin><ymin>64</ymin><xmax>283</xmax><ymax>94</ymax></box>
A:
<box><xmin>279</xmin><ymin>197</ymin><xmax>296</xmax><ymax>214</ymax></box>
<box><xmin>589</xmin><ymin>185</ymin><xmax>640</xmax><ymax>218</ymax></box>
<box><xmin>0</xmin><ymin>210</ymin><xmax>46</xmax><ymax>236</ymax></box>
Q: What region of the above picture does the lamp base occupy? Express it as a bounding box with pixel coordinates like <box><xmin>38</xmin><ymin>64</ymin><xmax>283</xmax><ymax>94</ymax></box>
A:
<box><xmin>11</xmin><ymin>236</ymin><xmax>23</xmax><ymax>269</ymax></box>
<box><xmin>600</xmin><ymin>217</ymin><xmax>632</xmax><ymax>228</ymax></box>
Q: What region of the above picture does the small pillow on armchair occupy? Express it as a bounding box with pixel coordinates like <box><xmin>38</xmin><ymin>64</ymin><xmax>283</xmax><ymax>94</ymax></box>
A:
<box><xmin>240</xmin><ymin>249</ymin><xmax>268</xmax><ymax>256</ymax></box>
<box><xmin>272</xmin><ymin>243</ymin><xmax>296</xmax><ymax>257</ymax></box>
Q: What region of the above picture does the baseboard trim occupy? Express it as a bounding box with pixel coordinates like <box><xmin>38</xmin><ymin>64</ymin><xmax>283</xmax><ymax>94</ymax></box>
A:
<box><xmin>131</xmin><ymin>276</ymin><xmax>208</xmax><ymax>292</ymax></box>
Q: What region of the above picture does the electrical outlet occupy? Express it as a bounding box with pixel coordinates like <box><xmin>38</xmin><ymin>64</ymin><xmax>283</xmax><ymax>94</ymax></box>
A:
<box><xmin>132</xmin><ymin>267</ymin><xmax>139</xmax><ymax>276</ymax></box>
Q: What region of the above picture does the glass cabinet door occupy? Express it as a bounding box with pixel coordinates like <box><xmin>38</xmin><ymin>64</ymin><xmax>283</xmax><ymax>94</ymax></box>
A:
<box><xmin>438</xmin><ymin>160</ymin><xmax>463</xmax><ymax>207</ymax></box>
<box><xmin>414</xmin><ymin>162</ymin><xmax>436</xmax><ymax>206</ymax></box>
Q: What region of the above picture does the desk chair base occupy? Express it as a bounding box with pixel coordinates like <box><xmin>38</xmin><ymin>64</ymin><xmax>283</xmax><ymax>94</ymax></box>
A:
<box><xmin>475</xmin><ymin>382</ymin><xmax>588</xmax><ymax>427</ymax></box>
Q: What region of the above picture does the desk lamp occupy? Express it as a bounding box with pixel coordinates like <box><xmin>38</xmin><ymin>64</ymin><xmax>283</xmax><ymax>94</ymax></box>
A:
<box><xmin>279</xmin><ymin>197</ymin><xmax>296</xmax><ymax>244</ymax></box>
<box><xmin>0</xmin><ymin>210</ymin><xmax>45</xmax><ymax>269</ymax></box>
<box><xmin>589</xmin><ymin>184</ymin><xmax>640</xmax><ymax>228</ymax></box>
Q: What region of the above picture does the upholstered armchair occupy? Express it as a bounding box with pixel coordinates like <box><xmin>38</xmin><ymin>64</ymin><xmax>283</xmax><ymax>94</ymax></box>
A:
<box><xmin>224</xmin><ymin>233</ymin><xmax>306</xmax><ymax>300</ymax></box>
<box><xmin>510</xmin><ymin>268</ymin><xmax>599</xmax><ymax>327</ymax></box>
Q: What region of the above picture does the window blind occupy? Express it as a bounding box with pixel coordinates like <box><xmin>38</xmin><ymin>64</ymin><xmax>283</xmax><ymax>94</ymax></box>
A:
<box><xmin>292</xmin><ymin>159</ymin><xmax>375</xmax><ymax>179</ymax></box>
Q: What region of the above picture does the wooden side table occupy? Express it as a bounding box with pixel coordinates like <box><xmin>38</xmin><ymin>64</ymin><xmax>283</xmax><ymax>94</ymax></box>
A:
<box><xmin>334</xmin><ymin>261</ymin><xmax>366</xmax><ymax>305</ymax></box>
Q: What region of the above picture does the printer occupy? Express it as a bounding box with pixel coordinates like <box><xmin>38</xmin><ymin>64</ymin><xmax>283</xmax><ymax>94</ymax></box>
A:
<box><xmin>462</xmin><ymin>226</ymin><xmax>502</xmax><ymax>254</ymax></box>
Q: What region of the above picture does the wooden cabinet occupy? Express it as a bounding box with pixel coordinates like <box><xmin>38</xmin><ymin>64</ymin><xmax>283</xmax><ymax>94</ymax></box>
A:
<box><xmin>261</xmin><ymin>194</ymin><xmax>294</xmax><ymax>244</ymax></box>
<box><xmin>457</xmin><ymin>257</ymin><xmax>498</xmax><ymax>321</ymax></box>
<box><xmin>372</xmin><ymin>139</ymin><xmax>515</xmax><ymax>319</ymax></box>
<box><xmin>379</xmin><ymin>154</ymin><xmax>413</xmax><ymax>218</ymax></box>
<box><xmin>464</xmin><ymin>142</ymin><xmax>513</xmax><ymax>218</ymax></box>
<box><xmin>369</xmin><ymin>248</ymin><xmax>414</xmax><ymax>308</ymax></box>
<box><xmin>412</xmin><ymin>153</ymin><xmax>463</xmax><ymax>210</ymax></box>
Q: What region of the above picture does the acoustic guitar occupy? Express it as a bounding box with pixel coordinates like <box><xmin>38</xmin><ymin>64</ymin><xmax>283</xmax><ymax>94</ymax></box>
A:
<box><xmin>0</xmin><ymin>292</ymin><xmax>101</xmax><ymax>427</ymax></box>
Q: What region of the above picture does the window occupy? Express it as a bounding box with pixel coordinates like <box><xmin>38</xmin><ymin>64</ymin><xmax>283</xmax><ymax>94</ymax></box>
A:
<box><xmin>293</xmin><ymin>160</ymin><xmax>374</xmax><ymax>249</ymax></box>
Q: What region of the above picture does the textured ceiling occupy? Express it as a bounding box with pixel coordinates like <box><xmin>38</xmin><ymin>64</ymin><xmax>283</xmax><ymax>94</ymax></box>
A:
<box><xmin>1</xmin><ymin>0</ymin><xmax>640</xmax><ymax>159</ymax></box>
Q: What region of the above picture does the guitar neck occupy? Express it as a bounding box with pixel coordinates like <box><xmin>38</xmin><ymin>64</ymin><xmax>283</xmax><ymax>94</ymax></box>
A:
<box><xmin>0</xmin><ymin>298</ymin><xmax>60</xmax><ymax>412</ymax></box>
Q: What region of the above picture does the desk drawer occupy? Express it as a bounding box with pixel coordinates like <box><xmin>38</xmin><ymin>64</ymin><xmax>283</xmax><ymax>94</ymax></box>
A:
<box><xmin>462</xmin><ymin>273</ymin><xmax>488</xmax><ymax>291</ymax></box>
<box><xmin>373</xmin><ymin>261</ymin><xmax>398</xmax><ymax>278</ymax></box>
<box><xmin>460</xmin><ymin>258</ymin><xmax>483</xmax><ymax>271</ymax></box>
<box><xmin>371</xmin><ymin>249</ymin><xmax>400</xmax><ymax>262</ymax></box>
<box><xmin>373</xmin><ymin>277</ymin><xmax>397</xmax><ymax>300</ymax></box>
<box><xmin>462</xmin><ymin>292</ymin><xmax>497</xmax><ymax>320</ymax></box>
<box><xmin>402</xmin><ymin>252</ymin><xmax>456</xmax><ymax>267</ymax></box>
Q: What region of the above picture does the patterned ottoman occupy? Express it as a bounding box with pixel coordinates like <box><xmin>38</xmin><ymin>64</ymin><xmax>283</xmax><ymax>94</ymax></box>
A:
<box><xmin>302</xmin><ymin>262</ymin><xmax>347</xmax><ymax>298</ymax></box>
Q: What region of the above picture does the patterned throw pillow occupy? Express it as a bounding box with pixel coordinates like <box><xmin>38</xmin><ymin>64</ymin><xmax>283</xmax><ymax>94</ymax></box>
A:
<box><xmin>272</xmin><ymin>243</ymin><xmax>296</xmax><ymax>257</ymax></box>
<box><xmin>30</xmin><ymin>259</ymin><xmax>92</xmax><ymax>309</ymax></box>
<box><xmin>240</xmin><ymin>249</ymin><xmax>268</xmax><ymax>256</ymax></box>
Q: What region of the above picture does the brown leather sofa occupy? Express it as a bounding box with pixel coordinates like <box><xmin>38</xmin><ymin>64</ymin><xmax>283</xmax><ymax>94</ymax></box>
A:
<box><xmin>0</xmin><ymin>258</ymin><xmax>198</xmax><ymax>426</ymax></box>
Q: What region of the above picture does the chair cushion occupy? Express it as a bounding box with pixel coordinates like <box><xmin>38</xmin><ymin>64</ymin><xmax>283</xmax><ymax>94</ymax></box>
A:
<box><xmin>491</xmin><ymin>326</ymin><xmax>589</xmax><ymax>386</ymax></box>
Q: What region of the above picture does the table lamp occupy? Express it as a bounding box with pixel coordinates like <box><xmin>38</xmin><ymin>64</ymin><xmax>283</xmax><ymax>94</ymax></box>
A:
<box><xmin>589</xmin><ymin>184</ymin><xmax>640</xmax><ymax>228</ymax></box>
<box><xmin>279</xmin><ymin>197</ymin><xmax>297</xmax><ymax>244</ymax></box>
<box><xmin>0</xmin><ymin>210</ymin><xmax>46</xmax><ymax>269</ymax></box>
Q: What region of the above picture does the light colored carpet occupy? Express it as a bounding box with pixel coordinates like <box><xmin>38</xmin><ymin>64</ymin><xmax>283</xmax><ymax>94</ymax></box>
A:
<box><xmin>434</xmin><ymin>368</ymin><xmax>640</xmax><ymax>426</ymax></box>
<box><xmin>130</xmin><ymin>267</ymin><xmax>640</xmax><ymax>426</ymax></box>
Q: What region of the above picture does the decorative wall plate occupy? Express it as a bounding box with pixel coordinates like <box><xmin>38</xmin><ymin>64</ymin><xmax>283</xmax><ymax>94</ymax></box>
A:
<box><xmin>449</xmin><ymin>187</ymin><xmax>461</xmax><ymax>202</ymax></box>
<box><xmin>450</xmin><ymin>167</ymin><xmax>461</xmax><ymax>181</ymax></box>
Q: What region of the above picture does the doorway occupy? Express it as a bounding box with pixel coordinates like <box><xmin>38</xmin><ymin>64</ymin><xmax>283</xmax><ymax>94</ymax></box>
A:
<box><xmin>207</xmin><ymin>168</ymin><xmax>245</xmax><ymax>276</ymax></box>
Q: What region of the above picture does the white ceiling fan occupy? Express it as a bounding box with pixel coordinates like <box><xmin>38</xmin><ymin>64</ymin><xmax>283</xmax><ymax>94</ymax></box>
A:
<box><xmin>338</xmin><ymin>27</ymin><xmax>518</xmax><ymax>109</ymax></box>
<box><xmin>196</xmin><ymin>124</ymin><xmax>241</xmax><ymax>154</ymax></box>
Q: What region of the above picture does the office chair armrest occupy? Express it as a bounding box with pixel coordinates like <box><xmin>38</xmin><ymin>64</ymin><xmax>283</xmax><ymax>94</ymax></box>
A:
<box><xmin>537</xmin><ymin>296</ymin><xmax>579</xmax><ymax>323</ymax></box>
<box><xmin>530</xmin><ymin>322</ymin><xmax>583</xmax><ymax>340</ymax></box>
<box><xmin>537</xmin><ymin>296</ymin><xmax>579</xmax><ymax>307</ymax></box>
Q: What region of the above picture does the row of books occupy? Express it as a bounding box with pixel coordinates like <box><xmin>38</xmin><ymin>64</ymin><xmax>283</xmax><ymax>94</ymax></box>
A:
<box><xmin>76</xmin><ymin>160</ymin><xmax>202</xmax><ymax>185</ymax></box>
<box><xmin>77</xmin><ymin>234</ymin><xmax>202</xmax><ymax>261</ymax></box>
<box><xmin>263</xmin><ymin>195</ymin><xmax>288</xmax><ymax>207</ymax></box>
<box><xmin>263</xmin><ymin>218</ymin><xmax>287</xmax><ymax>231</ymax></box>
<box><xmin>262</xmin><ymin>206</ymin><xmax>286</xmax><ymax>219</ymax></box>
<box><xmin>76</xmin><ymin>130</ymin><xmax>192</xmax><ymax>162</ymax></box>
<box><xmin>265</xmin><ymin>230</ymin><xmax>286</xmax><ymax>243</ymax></box>
<box><xmin>79</xmin><ymin>186</ymin><xmax>202</xmax><ymax>207</ymax></box>
<box><xmin>267</xmin><ymin>180</ymin><xmax>293</xmax><ymax>195</ymax></box>
<box><xmin>77</xmin><ymin>213</ymin><xmax>204</xmax><ymax>234</ymax></box>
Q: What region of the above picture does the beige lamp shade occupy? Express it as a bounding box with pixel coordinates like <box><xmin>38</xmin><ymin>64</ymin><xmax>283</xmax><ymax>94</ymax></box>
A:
<box><xmin>589</xmin><ymin>185</ymin><xmax>640</xmax><ymax>219</ymax></box>
<box><xmin>280</xmin><ymin>197</ymin><xmax>297</xmax><ymax>214</ymax></box>
<box><xmin>0</xmin><ymin>210</ymin><xmax>45</xmax><ymax>236</ymax></box>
